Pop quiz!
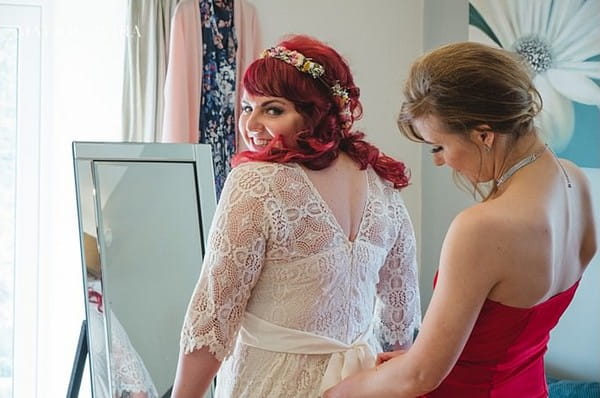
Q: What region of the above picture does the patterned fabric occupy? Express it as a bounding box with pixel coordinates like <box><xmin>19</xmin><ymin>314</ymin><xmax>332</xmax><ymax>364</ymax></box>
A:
<box><xmin>199</xmin><ymin>0</ymin><xmax>237</xmax><ymax>199</ymax></box>
<box><xmin>88</xmin><ymin>281</ymin><xmax>158</xmax><ymax>398</ymax></box>
<box><xmin>181</xmin><ymin>162</ymin><xmax>421</xmax><ymax>397</ymax></box>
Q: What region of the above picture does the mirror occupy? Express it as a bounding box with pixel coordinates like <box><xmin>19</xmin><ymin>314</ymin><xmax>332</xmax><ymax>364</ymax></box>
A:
<box><xmin>72</xmin><ymin>142</ymin><xmax>217</xmax><ymax>398</ymax></box>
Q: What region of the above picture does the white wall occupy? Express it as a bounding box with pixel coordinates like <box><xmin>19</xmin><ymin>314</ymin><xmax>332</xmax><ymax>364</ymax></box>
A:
<box><xmin>248</xmin><ymin>0</ymin><xmax>424</xmax><ymax>252</ymax></box>
<box><xmin>421</xmin><ymin>0</ymin><xmax>472</xmax><ymax>311</ymax></box>
<box><xmin>546</xmin><ymin>168</ymin><xmax>600</xmax><ymax>381</ymax></box>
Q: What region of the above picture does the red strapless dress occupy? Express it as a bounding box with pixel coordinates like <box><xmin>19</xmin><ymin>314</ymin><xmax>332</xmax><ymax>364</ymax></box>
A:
<box><xmin>422</xmin><ymin>274</ymin><xmax>579</xmax><ymax>398</ymax></box>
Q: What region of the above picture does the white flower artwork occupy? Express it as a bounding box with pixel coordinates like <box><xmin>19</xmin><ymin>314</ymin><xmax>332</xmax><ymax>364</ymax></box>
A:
<box><xmin>469</xmin><ymin>0</ymin><xmax>600</xmax><ymax>160</ymax></box>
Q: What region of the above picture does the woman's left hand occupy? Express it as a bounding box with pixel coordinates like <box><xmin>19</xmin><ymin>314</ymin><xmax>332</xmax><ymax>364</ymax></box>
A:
<box><xmin>376</xmin><ymin>349</ymin><xmax>406</xmax><ymax>365</ymax></box>
<box><xmin>322</xmin><ymin>368</ymin><xmax>377</xmax><ymax>398</ymax></box>
<box><xmin>322</xmin><ymin>378</ymin><xmax>354</xmax><ymax>398</ymax></box>
<box><xmin>322</xmin><ymin>386</ymin><xmax>342</xmax><ymax>398</ymax></box>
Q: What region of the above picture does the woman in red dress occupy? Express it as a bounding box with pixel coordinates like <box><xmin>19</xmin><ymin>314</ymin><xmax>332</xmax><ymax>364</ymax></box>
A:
<box><xmin>324</xmin><ymin>41</ymin><xmax>597</xmax><ymax>397</ymax></box>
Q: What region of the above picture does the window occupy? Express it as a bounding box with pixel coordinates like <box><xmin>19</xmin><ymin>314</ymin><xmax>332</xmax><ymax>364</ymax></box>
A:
<box><xmin>0</xmin><ymin>5</ymin><xmax>41</xmax><ymax>398</ymax></box>
<box><xmin>0</xmin><ymin>23</ymin><xmax>17</xmax><ymax>398</ymax></box>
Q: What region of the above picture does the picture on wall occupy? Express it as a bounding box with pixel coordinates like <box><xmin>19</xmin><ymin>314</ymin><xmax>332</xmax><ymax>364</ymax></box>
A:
<box><xmin>468</xmin><ymin>0</ymin><xmax>600</xmax><ymax>169</ymax></box>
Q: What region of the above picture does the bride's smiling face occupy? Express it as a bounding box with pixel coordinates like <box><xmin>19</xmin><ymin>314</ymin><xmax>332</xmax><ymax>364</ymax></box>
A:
<box><xmin>239</xmin><ymin>91</ymin><xmax>307</xmax><ymax>152</ymax></box>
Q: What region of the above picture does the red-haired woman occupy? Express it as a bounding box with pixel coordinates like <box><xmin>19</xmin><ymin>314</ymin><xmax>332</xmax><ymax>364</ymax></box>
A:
<box><xmin>172</xmin><ymin>34</ymin><xmax>421</xmax><ymax>398</ymax></box>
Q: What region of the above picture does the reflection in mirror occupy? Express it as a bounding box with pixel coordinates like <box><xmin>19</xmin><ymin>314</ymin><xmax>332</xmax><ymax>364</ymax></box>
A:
<box><xmin>73</xmin><ymin>143</ymin><xmax>217</xmax><ymax>398</ymax></box>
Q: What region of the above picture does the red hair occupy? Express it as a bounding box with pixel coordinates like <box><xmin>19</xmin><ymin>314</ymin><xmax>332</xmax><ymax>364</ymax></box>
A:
<box><xmin>88</xmin><ymin>288</ymin><xmax>103</xmax><ymax>313</ymax></box>
<box><xmin>233</xmin><ymin>35</ymin><xmax>409</xmax><ymax>189</ymax></box>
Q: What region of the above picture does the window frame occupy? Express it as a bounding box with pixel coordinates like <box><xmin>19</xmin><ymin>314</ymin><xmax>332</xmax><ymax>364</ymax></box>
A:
<box><xmin>0</xmin><ymin>4</ymin><xmax>42</xmax><ymax>398</ymax></box>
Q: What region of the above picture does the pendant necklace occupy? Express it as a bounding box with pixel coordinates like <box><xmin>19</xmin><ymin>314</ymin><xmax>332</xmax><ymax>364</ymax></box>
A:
<box><xmin>495</xmin><ymin>146</ymin><xmax>547</xmax><ymax>187</ymax></box>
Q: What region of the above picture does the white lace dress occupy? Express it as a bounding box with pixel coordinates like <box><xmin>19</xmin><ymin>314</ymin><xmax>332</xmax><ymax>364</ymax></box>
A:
<box><xmin>88</xmin><ymin>280</ymin><xmax>158</xmax><ymax>398</ymax></box>
<box><xmin>181</xmin><ymin>161</ymin><xmax>420</xmax><ymax>398</ymax></box>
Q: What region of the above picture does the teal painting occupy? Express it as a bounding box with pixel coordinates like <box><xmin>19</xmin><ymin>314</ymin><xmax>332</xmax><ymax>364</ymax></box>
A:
<box><xmin>469</xmin><ymin>0</ymin><xmax>600</xmax><ymax>168</ymax></box>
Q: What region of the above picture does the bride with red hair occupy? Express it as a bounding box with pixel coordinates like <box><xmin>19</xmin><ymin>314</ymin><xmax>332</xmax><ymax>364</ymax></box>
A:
<box><xmin>172</xmin><ymin>34</ymin><xmax>420</xmax><ymax>398</ymax></box>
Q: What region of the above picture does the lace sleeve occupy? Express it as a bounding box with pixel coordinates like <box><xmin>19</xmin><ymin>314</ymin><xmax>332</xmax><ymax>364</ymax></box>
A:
<box><xmin>375</xmin><ymin>200</ymin><xmax>421</xmax><ymax>351</ymax></box>
<box><xmin>180</xmin><ymin>164</ymin><xmax>270</xmax><ymax>361</ymax></box>
<box><xmin>109</xmin><ymin>310</ymin><xmax>159</xmax><ymax>398</ymax></box>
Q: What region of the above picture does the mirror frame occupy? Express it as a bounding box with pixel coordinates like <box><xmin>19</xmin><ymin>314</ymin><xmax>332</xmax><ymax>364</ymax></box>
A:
<box><xmin>72</xmin><ymin>142</ymin><xmax>217</xmax><ymax>398</ymax></box>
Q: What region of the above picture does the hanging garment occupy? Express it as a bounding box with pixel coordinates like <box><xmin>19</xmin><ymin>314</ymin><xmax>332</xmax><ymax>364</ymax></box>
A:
<box><xmin>122</xmin><ymin>0</ymin><xmax>180</xmax><ymax>142</ymax></box>
<box><xmin>199</xmin><ymin>0</ymin><xmax>236</xmax><ymax>198</ymax></box>
<box><xmin>162</xmin><ymin>0</ymin><xmax>261</xmax><ymax>145</ymax></box>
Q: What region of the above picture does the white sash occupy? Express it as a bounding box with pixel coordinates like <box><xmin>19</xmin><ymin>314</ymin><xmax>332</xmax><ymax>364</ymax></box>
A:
<box><xmin>239</xmin><ymin>312</ymin><xmax>376</xmax><ymax>394</ymax></box>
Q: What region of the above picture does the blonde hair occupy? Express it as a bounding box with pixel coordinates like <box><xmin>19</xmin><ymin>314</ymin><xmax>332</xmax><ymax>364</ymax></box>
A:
<box><xmin>398</xmin><ymin>41</ymin><xmax>543</xmax><ymax>199</ymax></box>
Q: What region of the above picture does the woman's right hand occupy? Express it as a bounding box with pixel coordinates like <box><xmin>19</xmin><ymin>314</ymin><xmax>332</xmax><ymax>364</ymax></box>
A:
<box><xmin>376</xmin><ymin>349</ymin><xmax>406</xmax><ymax>365</ymax></box>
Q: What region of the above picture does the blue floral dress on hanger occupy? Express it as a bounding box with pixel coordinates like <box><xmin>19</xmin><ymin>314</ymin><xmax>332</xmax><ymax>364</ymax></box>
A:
<box><xmin>199</xmin><ymin>0</ymin><xmax>237</xmax><ymax>199</ymax></box>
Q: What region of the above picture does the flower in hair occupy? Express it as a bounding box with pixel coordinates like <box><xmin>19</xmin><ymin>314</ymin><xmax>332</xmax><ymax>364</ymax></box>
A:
<box><xmin>261</xmin><ymin>46</ymin><xmax>354</xmax><ymax>130</ymax></box>
<box><xmin>331</xmin><ymin>82</ymin><xmax>350</xmax><ymax>105</ymax></box>
<box><xmin>260</xmin><ymin>46</ymin><xmax>325</xmax><ymax>78</ymax></box>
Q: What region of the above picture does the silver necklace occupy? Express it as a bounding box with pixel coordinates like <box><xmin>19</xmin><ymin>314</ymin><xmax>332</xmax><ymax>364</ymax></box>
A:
<box><xmin>495</xmin><ymin>146</ymin><xmax>547</xmax><ymax>187</ymax></box>
<box><xmin>547</xmin><ymin>145</ymin><xmax>573</xmax><ymax>188</ymax></box>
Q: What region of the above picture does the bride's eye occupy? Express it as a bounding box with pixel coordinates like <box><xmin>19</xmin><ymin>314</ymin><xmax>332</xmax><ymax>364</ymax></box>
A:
<box><xmin>266</xmin><ymin>107</ymin><xmax>284</xmax><ymax>116</ymax></box>
<box><xmin>430</xmin><ymin>145</ymin><xmax>443</xmax><ymax>154</ymax></box>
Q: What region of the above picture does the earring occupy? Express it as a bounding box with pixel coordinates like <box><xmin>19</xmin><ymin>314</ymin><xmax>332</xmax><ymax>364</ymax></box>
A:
<box><xmin>485</xmin><ymin>145</ymin><xmax>491</xmax><ymax>153</ymax></box>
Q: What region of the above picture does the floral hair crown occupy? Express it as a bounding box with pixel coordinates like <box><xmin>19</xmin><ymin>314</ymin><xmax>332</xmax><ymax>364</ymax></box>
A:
<box><xmin>260</xmin><ymin>46</ymin><xmax>350</xmax><ymax>107</ymax></box>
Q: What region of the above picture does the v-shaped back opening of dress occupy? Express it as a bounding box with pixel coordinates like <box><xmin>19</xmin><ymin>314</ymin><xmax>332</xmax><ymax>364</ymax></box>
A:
<box><xmin>293</xmin><ymin>161</ymin><xmax>370</xmax><ymax>244</ymax></box>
